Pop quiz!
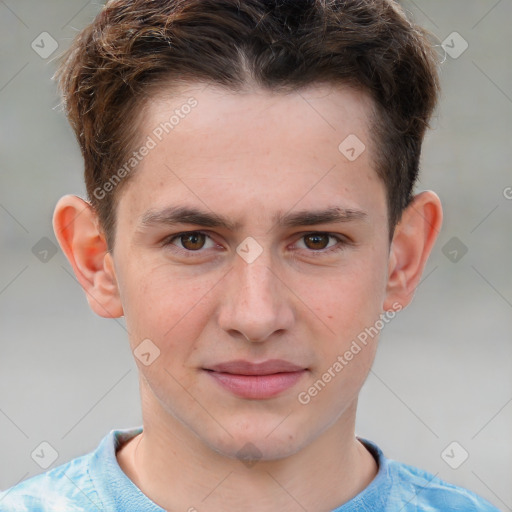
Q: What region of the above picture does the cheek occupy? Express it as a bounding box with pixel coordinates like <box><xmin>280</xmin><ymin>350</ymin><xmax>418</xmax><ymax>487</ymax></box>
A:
<box><xmin>300</xmin><ymin>264</ymin><xmax>384</xmax><ymax>408</ymax></box>
<box><xmin>116</xmin><ymin>260</ymin><xmax>217</xmax><ymax>350</ymax></box>
<box><xmin>305</xmin><ymin>256</ymin><xmax>387</xmax><ymax>339</ymax></box>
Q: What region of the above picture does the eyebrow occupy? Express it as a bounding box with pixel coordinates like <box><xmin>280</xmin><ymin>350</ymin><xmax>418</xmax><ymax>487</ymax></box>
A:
<box><xmin>139</xmin><ymin>205</ymin><xmax>367</xmax><ymax>231</ymax></box>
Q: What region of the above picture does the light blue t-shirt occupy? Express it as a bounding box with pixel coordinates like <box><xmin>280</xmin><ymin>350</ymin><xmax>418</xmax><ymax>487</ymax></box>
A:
<box><xmin>0</xmin><ymin>426</ymin><xmax>500</xmax><ymax>511</ymax></box>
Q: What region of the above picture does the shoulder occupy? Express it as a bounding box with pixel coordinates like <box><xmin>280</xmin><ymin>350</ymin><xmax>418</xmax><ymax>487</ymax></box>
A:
<box><xmin>0</xmin><ymin>427</ymin><xmax>143</xmax><ymax>512</ymax></box>
<box><xmin>386</xmin><ymin>458</ymin><xmax>500</xmax><ymax>511</ymax></box>
<box><xmin>356</xmin><ymin>438</ymin><xmax>500</xmax><ymax>512</ymax></box>
<box><xmin>0</xmin><ymin>451</ymin><xmax>101</xmax><ymax>512</ymax></box>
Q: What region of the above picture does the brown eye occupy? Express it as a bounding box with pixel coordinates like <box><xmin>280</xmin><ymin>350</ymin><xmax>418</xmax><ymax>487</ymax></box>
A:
<box><xmin>303</xmin><ymin>233</ymin><xmax>331</xmax><ymax>250</ymax></box>
<box><xmin>164</xmin><ymin>231</ymin><xmax>218</xmax><ymax>254</ymax></box>
<box><xmin>179</xmin><ymin>232</ymin><xmax>206</xmax><ymax>251</ymax></box>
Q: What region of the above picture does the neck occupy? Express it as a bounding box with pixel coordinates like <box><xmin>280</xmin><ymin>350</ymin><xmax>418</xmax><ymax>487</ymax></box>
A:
<box><xmin>117</xmin><ymin>388</ymin><xmax>378</xmax><ymax>512</ymax></box>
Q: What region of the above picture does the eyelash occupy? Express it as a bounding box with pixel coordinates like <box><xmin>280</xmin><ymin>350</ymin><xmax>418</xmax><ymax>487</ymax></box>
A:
<box><xmin>162</xmin><ymin>231</ymin><xmax>350</xmax><ymax>257</ymax></box>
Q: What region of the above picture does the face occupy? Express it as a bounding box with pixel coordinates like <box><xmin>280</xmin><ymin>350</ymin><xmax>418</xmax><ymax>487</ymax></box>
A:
<box><xmin>110</xmin><ymin>82</ymin><xmax>394</xmax><ymax>460</ymax></box>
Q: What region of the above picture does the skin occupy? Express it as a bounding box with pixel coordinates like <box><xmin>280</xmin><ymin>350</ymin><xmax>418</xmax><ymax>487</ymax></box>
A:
<box><xmin>53</xmin><ymin>82</ymin><xmax>442</xmax><ymax>512</ymax></box>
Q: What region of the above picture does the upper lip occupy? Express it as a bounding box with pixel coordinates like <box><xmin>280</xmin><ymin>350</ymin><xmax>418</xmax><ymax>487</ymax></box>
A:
<box><xmin>205</xmin><ymin>359</ymin><xmax>306</xmax><ymax>375</ymax></box>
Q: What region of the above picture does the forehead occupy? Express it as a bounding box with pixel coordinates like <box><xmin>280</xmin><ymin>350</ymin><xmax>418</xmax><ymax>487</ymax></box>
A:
<box><xmin>118</xmin><ymin>81</ymin><xmax>386</xmax><ymax>228</ymax></box>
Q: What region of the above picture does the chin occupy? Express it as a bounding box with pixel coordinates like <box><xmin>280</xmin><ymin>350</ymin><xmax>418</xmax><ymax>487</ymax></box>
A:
<box><xmin>203</xmin><ymin>422</ymin><xmax>308</xmax><ymax>463</ymax></box>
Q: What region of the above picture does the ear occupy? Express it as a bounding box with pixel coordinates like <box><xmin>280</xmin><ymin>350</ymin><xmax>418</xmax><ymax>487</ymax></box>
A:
<box><xmin>53</xmin><ymin>195</ymin><xmax>123</xmax><ymax>318</ymax></box>
<box><xmin>383</xmin><ymin>191</ymin><xmax>443</xmax><ymax>310</ymax></box>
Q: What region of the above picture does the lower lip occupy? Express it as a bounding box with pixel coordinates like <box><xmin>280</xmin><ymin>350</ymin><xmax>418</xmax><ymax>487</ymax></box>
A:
<box><xmin>205</xmin><ymin>370</ymin><xmax>307</xmax><ymax>399</ymax></box>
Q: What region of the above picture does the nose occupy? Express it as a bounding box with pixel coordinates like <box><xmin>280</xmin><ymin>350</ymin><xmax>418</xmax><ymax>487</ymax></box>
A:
<box><xmin>217</xmin><ymin>250</ymin><xmax>295</xmax><ymax>343</ymax></box>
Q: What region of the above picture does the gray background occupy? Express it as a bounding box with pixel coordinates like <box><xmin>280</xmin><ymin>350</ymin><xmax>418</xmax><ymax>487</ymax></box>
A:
<box><xmin>0</xmin><ymin>1</ymin><xmax>511</xmax><ymax>510</ymax></box>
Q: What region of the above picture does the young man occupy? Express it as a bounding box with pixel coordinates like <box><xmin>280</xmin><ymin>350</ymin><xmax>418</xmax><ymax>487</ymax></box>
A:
<box><xmin>0</xmin><ymin>0</ymin><xmax>500</xmax><ymax>510</ymax></box>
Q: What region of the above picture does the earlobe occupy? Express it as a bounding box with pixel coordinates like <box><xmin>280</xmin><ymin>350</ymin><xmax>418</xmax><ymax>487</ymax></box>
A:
<box><xmin>383</xmin><ymin>191</ymin><xmax>443</xmax><ymax>311</ymax></box>
<box><xmin>53</xmin><ymin>195</ymin><xmax>124</xmax><ymax>318</ymax></box>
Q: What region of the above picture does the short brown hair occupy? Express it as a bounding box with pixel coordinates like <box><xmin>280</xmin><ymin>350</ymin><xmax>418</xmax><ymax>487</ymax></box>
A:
<box><xmin>55</xmin><ymin>0</ymin><xmax>440</xmax><ymax>249</ymax></box>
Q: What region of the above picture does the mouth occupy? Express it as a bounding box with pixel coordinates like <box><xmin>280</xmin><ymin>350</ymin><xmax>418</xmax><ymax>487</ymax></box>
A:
<box><xmin>203</xmin><ymin>359</ymin><xmax>308</xmax><ymax>399</ymax></box>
